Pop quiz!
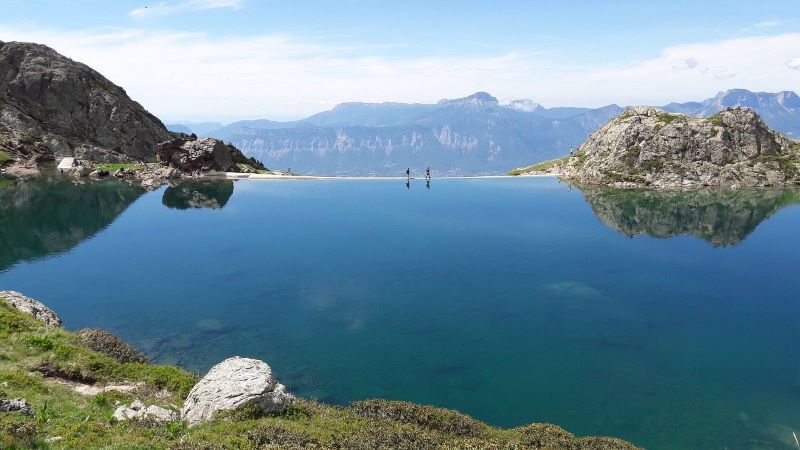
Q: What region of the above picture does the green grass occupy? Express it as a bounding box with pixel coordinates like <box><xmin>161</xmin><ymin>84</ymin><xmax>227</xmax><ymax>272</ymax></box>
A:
<box><xmin>656</xmin><ymin>112</ymin><xmax>679</xmax><ymax>124</ymax></box>
<box><xmin>0</xmin><ymin>150</ymin><xmax>13</xmax><ymax>165</ymax></box>
<box><xmin>508</xmin><ymin>157</ymin><xmax>567</xmax><ymax>176</ymax></box>
<box><xmin>0</xmin><ymin>296</ymin><xmax>638</xmax><ymax>449</ymax></box>
<box><xmin>95</xmin><ymin>163</ymin><xmax>143</xmax><ymax>172</ymax></box>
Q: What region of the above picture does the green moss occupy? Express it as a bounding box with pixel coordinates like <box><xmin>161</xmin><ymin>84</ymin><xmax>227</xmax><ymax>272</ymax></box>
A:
<box><xmin>755</xmin><ymin>154</ymin><xmax>800</xmax><ymax>177</ymax></box>
<box><xmin>508</xmin><ymin>157</ymin><xmax>567</xmax><ymax>176</ymax></box>
<box><xmin>709</xmin><ymin>113</ymin><xmax>724</xmax><ymax>127</ymax></box>
<box><xmin>709</xmin><ymin>127</ymin><xmax>719</xmax><ymax>137</ymax></box>
<box><xmin>640</xmin><ymin>158</ymin><xmax>665</xmax><ymax>173</ymax></box>
<box><xmin>656</xmin><ymin>112</ymin><xmax>679</xmax><ymax>124</ymax></box>
<box><xmin>0</xmin><ymin>150</ymin><xmax>13</xmax><ymax>165</ymax></box>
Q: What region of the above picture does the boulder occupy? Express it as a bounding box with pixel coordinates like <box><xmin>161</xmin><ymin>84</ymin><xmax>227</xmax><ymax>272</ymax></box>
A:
<box><xmin>0</xmin><ymin>291</ymin><xmax>61</xmax><ymax>327</ymax></box>
<box><xmin>156</xmin><ymin>134</ymin><xmax>266</xmax><ymax>174</ymax></box>
<box><xmin>0</xmin><ymin>398</ymin><xmax>32</xmax><ymax>415</ymax></box>
<box><xmin>181</xmin><ymin>356</ymin><xmax>292</xmax><ymax>426</ymax></box>
<box><xmin>157</xmin><ymin>137</ymin><xmax>234</xmax><ymax>173</ymax></box>
<box><xmin>113</xmin><ymin>400</ymin><xmax>177</xmax><ymax>422</ymax></box>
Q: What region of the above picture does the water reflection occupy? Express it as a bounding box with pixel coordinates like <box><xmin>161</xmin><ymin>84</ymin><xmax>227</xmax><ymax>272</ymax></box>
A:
<box><xmin>579</xmin><ymin>187</ymin><xmax>800</xmax><ymax>246</ymax></box>
<box><xmin>161</xmin><ymin>180</ymin><xmax>234</xmax><ymax>210</ymax></box>
<box><xmin>0</xmin><ymin>177</ymin><xmax>144</xmax><ymax>271</ymax></box>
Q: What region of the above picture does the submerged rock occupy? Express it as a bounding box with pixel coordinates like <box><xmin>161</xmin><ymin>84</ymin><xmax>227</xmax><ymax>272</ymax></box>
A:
<box><xmin>0</xmin><ymin>290</ymin><xmax>61</xmax><ymax>327</ymax></box>
<box><xmin>181</xmin><ymin>356</ymin><xmax>293</xmax><ymax>426</ymax></box>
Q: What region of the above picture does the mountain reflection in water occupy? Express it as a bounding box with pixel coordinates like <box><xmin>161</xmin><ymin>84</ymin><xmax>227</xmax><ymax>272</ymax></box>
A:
<box><xmin>578</xmin><ymin>187</ymin><xmax>800</xmax><ymax>246</ymax></box>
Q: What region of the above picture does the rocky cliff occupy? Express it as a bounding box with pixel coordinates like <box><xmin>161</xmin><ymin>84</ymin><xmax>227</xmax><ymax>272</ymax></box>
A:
<box><xmin>0</xmin><ymin>40</ymin><xmax>173</xmax><ymax>172</ymax></box>
<box><xmin>547</xmin><ymin>106</ymin><xmax>800</xmax><ymax>189</ymax></box>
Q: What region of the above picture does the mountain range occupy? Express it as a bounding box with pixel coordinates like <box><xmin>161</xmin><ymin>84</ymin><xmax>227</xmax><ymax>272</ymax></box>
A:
<box><xmin>169</xmin><ymin>89</ymin><xmax>800</xmax><ymax>176</ymax></box>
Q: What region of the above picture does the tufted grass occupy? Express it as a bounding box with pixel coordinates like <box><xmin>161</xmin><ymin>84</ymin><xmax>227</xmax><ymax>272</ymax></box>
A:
<box><xmin>508</xmin><ymin>157</ymin><xmax>567</xmax><ymax>176</ymax></box>
<box><xmin>0</xmin><ymin>297</ymin><xmax>639</xmax><ymax>449</ymax></box>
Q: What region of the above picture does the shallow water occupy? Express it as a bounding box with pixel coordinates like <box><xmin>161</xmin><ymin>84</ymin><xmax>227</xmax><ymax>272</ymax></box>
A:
<box><xmin>2</xmin><ymin>176</ymin><xmax>800</xmax><ymax>449</ymax></box>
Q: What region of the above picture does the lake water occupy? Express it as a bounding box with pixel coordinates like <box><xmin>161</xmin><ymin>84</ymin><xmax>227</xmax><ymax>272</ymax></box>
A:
<box><xmin>2</xmin><ymin>175</ymin><xmax>800</xmax><ymax>449</ymax></box>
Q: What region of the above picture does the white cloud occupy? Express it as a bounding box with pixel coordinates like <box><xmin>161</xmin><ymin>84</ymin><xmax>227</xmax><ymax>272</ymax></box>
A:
<box><xmin>130</xmin><ymin>0</ymin><xmax>244</xmax><ymax>19</ymax></box>
<box><xmin>754</xmin><ymin>20</ymin><xmax>780</xmax><ymax>28</ymax></box>
<box><xmin>0</xmin><ymin>26</ymin><xmax>798</xmax><ymax>121</ymax></box>
<box><xmin>788</xmin><ymin>57</ymin><xmax>800</xmax><ymax>70</ymax></box>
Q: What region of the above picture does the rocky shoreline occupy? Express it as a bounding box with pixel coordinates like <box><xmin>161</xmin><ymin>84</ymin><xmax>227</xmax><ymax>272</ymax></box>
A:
<box><xmin>0</xmin><ymin>290</ymin><xmax>640</xmax><ymax>449</ymax></box>
<box><xmin>512</xmin><ymin>107</ymin><xmax>800</xmax><ymax>190</ymax></box>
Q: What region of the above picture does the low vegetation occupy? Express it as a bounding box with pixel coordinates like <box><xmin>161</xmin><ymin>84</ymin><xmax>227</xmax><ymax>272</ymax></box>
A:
<box><xmin>0</xmin><ymin>150</ymin><xmax>13</xmax><ymax>165</ymax></box>
<box><xmin>94</xmin><ymin>162</ymin><xmax>143</xmax><ymax>172</ymax></box>
<box><xmin>508</xmin><ymin>157</ymin><xmax>566</xmax><ymax>176</ymax></box>
<box><xmin>0</xmin><ymin>297</ymin><xmax>638</xmax><ymax>449</ymax></box>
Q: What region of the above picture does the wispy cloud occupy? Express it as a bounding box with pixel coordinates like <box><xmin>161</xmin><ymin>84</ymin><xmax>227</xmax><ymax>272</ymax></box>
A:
<box><xmin>754</xmin><ymin>20</ymin><xmax>781</xmax><ymax>28</ymax></box>
<box><xmin>130</xmin><ymin>0</ymin><xmax>244</xmax><ymax>19</ymax></box>
<box><xmin>0</xmin><ymin>25</ymin><xmax>797</xmax><ymax>121</ymax></box>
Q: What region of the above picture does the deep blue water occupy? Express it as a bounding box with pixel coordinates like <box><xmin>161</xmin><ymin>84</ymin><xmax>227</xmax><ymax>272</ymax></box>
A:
<box><xmin>2</xmin><ymin>176</ymin><xmax>800</xmax><ymax>449</ymax></box>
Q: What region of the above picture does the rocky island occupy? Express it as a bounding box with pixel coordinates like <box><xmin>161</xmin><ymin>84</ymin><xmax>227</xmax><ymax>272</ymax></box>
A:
<box><xmin>512</xmin><ymin>106</ymin><xmax>800</xmax><ymax>189</ymax></box>
<box><xmin>0</xmin><ymin>40</ymin><xmax>266</xmax><ymax>184</ymax></box>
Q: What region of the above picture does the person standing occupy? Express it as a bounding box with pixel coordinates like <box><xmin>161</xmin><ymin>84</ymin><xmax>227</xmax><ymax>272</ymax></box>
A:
<box><xmin>406</xmin><ymin>167</ymin><xmax>410</xmax><ymax>178</ymax></box>
<box><xmin>426</xmin><ymin>167</ymin><xmax>431</xmax><ymax>179</ymax></box>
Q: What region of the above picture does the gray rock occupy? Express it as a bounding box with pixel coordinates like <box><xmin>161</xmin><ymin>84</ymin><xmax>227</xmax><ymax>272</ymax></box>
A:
<box><xmin>0</xmin><ymin>290</ymin><xmax>61</xmax><ymax>327</ymax></box>
<box><xmin>113</xmin><ymin>400</ymin><xmax>177</xmax><ymax>423</ymax></box>
<box><xmin>0</xmin><ymin>40</ymin><xmax>172</xmax><ymax>166</ymax></box>
<box><xmin>145</xmin><ymin>405</ymin><xmax>178</xmax><ymax>422</ymax></box>
<box><xmin>157</xmin><ymin>135</ymin><xmax>264</xmax><ymax>173</ymax></box>
<box><xmin>555</xmin><ymin>107</ymin><xmax>800</xmax><ymax>189</ymax></box>
<box><xmin>0</xmin><ymin>398</ymin><xmax>32</xmax><ymax>415</ymax></box>
<box><xmin>181</xmin><ymin>356</ymin><xmax>293</xmax><ymax>426</ymax></box>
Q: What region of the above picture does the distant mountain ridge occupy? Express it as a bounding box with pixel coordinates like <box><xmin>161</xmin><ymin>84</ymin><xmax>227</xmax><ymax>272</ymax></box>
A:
<box><xmin>167</xmin><ymin>88</ymin><xmax>800</xmax><ymax>176</ymax></box>
<box><xmin>180</xmin><ymin>92</ymin><xmax>623</xmax><ymax>175</ymax></box>
<box><xmin>662</xmin><ymin>89</ymin><xmax>800</xmax><ymax>138</ymax></box>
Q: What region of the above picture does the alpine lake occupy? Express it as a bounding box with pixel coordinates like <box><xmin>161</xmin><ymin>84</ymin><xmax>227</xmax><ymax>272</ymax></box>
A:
<box><xmin>2</xmin><ymin>174</ymin><xmax>800</xmax><ymax>449</ymax></box>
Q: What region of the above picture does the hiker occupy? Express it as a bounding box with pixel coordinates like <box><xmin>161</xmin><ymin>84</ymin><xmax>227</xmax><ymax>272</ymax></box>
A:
<box><xmin>406</xmin><ymin>168</ymin><xmax>410</xmax><ymax>178</ymax></box>
<box><xmin>426</xmin><ymin>167</ymin><xmax>431</xmax><ymax>179</ymax></box>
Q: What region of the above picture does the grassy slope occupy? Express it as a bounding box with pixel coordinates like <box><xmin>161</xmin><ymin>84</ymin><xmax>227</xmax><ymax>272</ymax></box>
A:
<box><xmin>0</xmin><ymin>300</ymin><xmax>638</xmax><ymax>449</ymax></box>
<box><xmin>508</xmin><ymin>157</ymin><xmax>567</xmax><ymax>176</ymax></box>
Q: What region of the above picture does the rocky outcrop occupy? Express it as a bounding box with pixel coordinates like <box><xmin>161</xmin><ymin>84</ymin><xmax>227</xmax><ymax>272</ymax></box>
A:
<box><xmin>78</xmin><ymin>329</ymin><xmax>149</xmax><ymax>364</ymax></box>
<box><xmin>0</xmin><ymin>40</ymin><xmax>172</xmax><ymax>171</ymax></box>
<box><xmin>157</xmin><ymin>134</ymin><xmax>266</xmax><ymax>174</ymax></box>
<box><xmin>113</xmin><ymin>400</ymin><xmax>177</xmax><ymax>423</ymax></box>
<box><xmin>0</xmin><ymin>290</ymin><xmax>61</xmax><ymax>327</ymax></box>
<box><xmin>0</xmin><ymin>398</ymin><xmax>32</xmax><ymax>415</ymax></box>
<box><xmin>579</xmin><ymin>187</ymin><xmax>800</xmax><ymax>246</ymax></box>
<box><xmin>181</xmin><ymin>356</ymin><xmax>293</xmax><ymax>426</ymax></box>
<box><xmin>536</xmin><ymin>107</ymin><xmax>800</xmax><ymax>189</ymax></box>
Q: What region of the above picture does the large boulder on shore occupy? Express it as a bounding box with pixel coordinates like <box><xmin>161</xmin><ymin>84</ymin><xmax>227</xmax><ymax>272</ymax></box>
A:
<box><xmin>181</xmin><ymin>356</ymin><xmax>292</xmax><ymax>426</ymax></box>
<box><xmin>555</xmin><ymin>106</ymin><xmax>800</xmax><ymax>189</ymax></box>
<box><xmin>0</xmin><ymin>290</ymin><xmax>61</xmax><ymax>327</ymax></box>
<box><xmin>157</xmin><ymin>135</ymin><xmax>266</xmax><ymax>173</ymax></box>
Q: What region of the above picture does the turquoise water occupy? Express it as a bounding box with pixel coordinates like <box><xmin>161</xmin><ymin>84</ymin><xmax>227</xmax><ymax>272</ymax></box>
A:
<box><xmin>2</xmin><ymin>176</ymin><xmax>800</xmax><ymax>449</ymax></box>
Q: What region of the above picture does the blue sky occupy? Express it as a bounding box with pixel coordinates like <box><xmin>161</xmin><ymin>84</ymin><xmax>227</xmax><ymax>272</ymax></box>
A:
<box><xmin>2</xmin><ymin>0</ymin><xmax>799</xmax><ymax>121</ymax></box>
